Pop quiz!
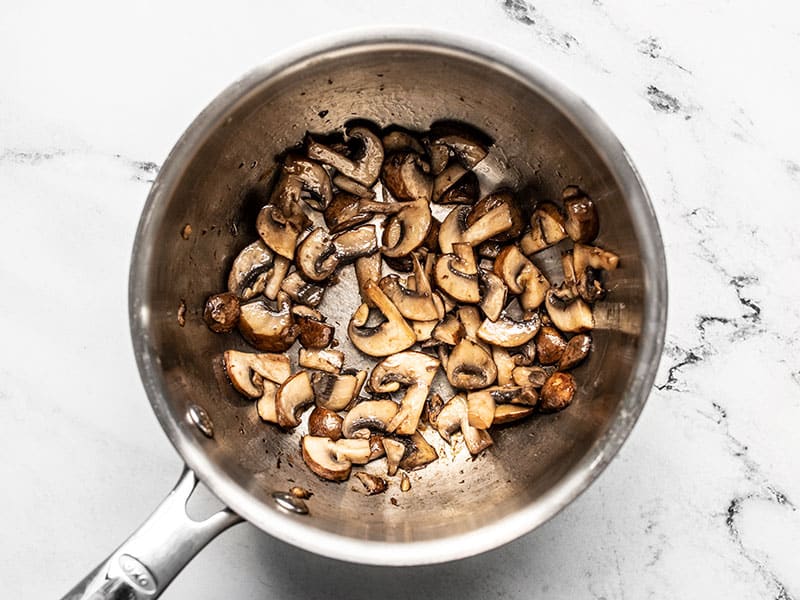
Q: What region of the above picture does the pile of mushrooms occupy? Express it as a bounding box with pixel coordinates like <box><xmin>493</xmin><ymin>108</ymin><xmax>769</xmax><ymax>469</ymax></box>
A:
<box><xmin>202</xmin><ymin>122</ymin><xmax>619</xmax><ymax>495</ymax></box>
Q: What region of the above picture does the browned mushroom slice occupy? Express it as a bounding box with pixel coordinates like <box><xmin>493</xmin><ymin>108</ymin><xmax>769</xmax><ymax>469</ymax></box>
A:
<box><xmin>238</xmin><ymin>293</ymin><xmax>298</xmax><ymax>352</ymax></box>
<box><xmin>573</xmin><ymin>243</ymin><xmax>620</xmax><ymax>273</ymax></box>
<box><xmin>324</xmin><ymin>191</ymin><xmax>373</xmax><ymax>234</ymax></box>
<box><xmin>426</xmin><ymin>139</ymin><xmax>451</xmax><ymax>175</ymax></box>
<box><xmin>378</xmin><ymin>256</ymin><xmax>439</xmax><ymax>321</ymax></box>
<box><xmin>370</xmin><ymin>351</ymin><xmax>440</xmax><ymax>435</ymax></box>
<box><xmin>435</xmin><ymin>243</ymin><xmax>480</xmax><ymax>303</ymax></box>
<box><xmin>354</xmin><ymin>252</ymin><xmax>382</xmax><ymax>306</ymax></box>
<box><xmin>438</xmin><ymin>205</ymin><xmax>471</xmax><ymax>254</ymax></box>
<box><xmin>381</xmin><ymin>198</ymin><xmax>432</xmax><ymax>258</ymax></box>
<box><xmin>545</xmin><ymin>288</ymin><xmax>594</xmax><ymax>332</ymax></box>
<box><xmin>520</xmin><ymin>202</ymin><xmax>568</xmax><ymax>255</ymax></box>
<box><xmin>256</xmin><ymin>204</ymin><xmax>303</xmax><ymax>260</ymax></box>
<box><xmin>307</xmin><ymin>126</ymin><xmax>384</xmax><ymax>187</ymax></box>
<box><xmin>494</xmin><ymin>244</ymin><xmax>550</xmax><ymax>310</ymax></box>
<box><xmin>536</xmin><ymin>326</ymin><xmax>567</xmax><ymax>365</ymax></box>
<box><xmin>347</xmin><ymin>280</ymin><xmax>416</xmax><ymax>357</ymax></box>
<box><xmin>558</xmin><ymin>333</ymin><xmax>592</xmax><ymax>371</ymax></box>
<box><xmin>539</xmin><ymin>372</ymin><xmax>577</xmax><ymax>412</ymax></box>
<box><xmin>333</xmin><ymin>224</ymin><xmax>377</xmax><ymax>262</ymax></box>
<box><xmin>439</xmin><ymin>170</ymin><xmax>479</xmax><ymax>205</ymax></box>
<box><xmin>311</xmin><ymin>370</ymin><xmax>367</xmax><ymax>410</ymax></box>
<box><xmin>431</xmin><ymin>394</ymin><xmax>493</xmax><ymax>455</ymax></box>
<box><xmin>382</xmin><ymin>438</ymin><xmax>406</xmax><ymax>476</ymax></box>
<box><xmin>223</xmin><ymin>349</ymin><xmax>292</xmax><ymax>398</ymax></box>
<box><xmin>512</xmin><ymin>365</ymin><xmax>549</xmax><ymax>389</ymax></box>
<box><xmin>292</xmin><ymin>306</ymin><xmax>334</xmax><ymax>349</ymax></box>
<box><xmin>381</xmin><ymin>151</ymin><xmax>432</xmax><ymax>203</ymax></box>
<box><xmin>280</xmin><ymin>271</ymin><xmax>325</xmax><ymax>307</ymax></box>
<box><xmin>354</xmin><ymin>472</ymin><xmax>388</xmax><ymax>495</ymax></box>
<box><xmin>562</xmin><ymin>186</ymin><xmax>598</xmax><ymax>243</ymax></box>
<box><xmin>466</xmin><ymin>190</ymin><xmax>524</xmax><ymax>242</ymax></box>
<box><xmin>204</xmin><ymin>292</ymin><xmax>241</xmax><ymax>333</ymax></box>
<box><xmin>577</xmin><ymin>267</ymin><xmax>607</xmax><ymax>304</ymax></box>
<box><xmin>275</xmin><ymin>371</ymin><xmax>315</xmax><ymax>429</ymax></box>
<box><xmin>479</xmin><ymin>269</ymin><xmax>507</xmax><ymax>322</ymax></box>
<box><xmin>283</xmin><ymin>154</ymin><xmax>333</xmax><ymax>211</ymax></box>
<box><xmin>457</xmin><ymin>305</ymin><xmax>483</xmax><ymax>340</ymax></box>
<box><xmin>561</xmin><ymin>250</ymin><xmax>579</xmax><ymax>297</ymax></box>
<box><xmin>430</xmin><ymin>125</ymin><xmax>490</xmax><ymax>169</ymax></box>
<box><xmin>398</xmin><ymin>432</ymin><xmax>438</xmax><ymax>470</ymax></box>
<box><xmin>477</xmin><ymin>310</ymin><xmax>541</xmax><ymax>347</ymax></box>
<box><xmin>299</xmin><ymin>348</ymin><xmax>345</xmax><ymax>373</ymax></box>
<box><xmin>445</xmin><ymin>338</ymin><xmax>497</xmax><ymax>390</ymax></box>
<box><xmin>412</xmin><ymin>318</ymin><xmax>438</xmax><ymax>343</ymax></box>
<box><xmin>341</xmin><ymin>399</ymin><xmax>399</xmax><ymax>439</ymax></box>
<box><xmin>431</xmin><ymin>163</ymin><xmax>467</xmax><ymax>203</ymax></box>
<box><xmin>368</xmin><ymin>434</ymin><xmax>386</xmax><ymax>460</ymax></box>
<box><xmin>332</xmin><ymin>174</ymin><xmax>375</xmax><ymax>199</ymax></box>
<box><xmin>301</xmin><ymin>436</ymin><xmax>371</xmax><ymax>482</ymax></box>
<box><xmin>431</xmin><ymin>314</ymin><xmax>465</xmax><ymax>346</ymax></box>
<box><xmin>296</xmin><ymin>227</ymin><xmax>339</xmax><ymax>281</ymax></box>
<box><xmin>227</xmin><ymin>240</ymin><xmax>274</xmax><ymax>300</ymax></box>
<box><xmin>256</xmin><ymin>380</ymin><xmax>279</xmax><ymax>424</ymax></box>
<box><xmin>308</xmin><ymin>406</ymin><xmax>344</xmax><ymax>440</ymax></box>
<box><xmin>263</xmin><ymin>256</ymin><xmax>291</xmax><ymax>301</ymax></box>
<box><xmin>492</xmin><ymin>346</ymin><xmax>516</xmax><ymax>386</ymax></box>
<box><xmin>467</xmin><ymin>389</ymin><xmax>496</xmax><ymax>429</ymax></box>
<box><xmin>493</xmin><ymin>404</ymin><xmax>535</xmax><ymax>425</ymax></box>
<box><xmin>382</xmin><ymin>129</ymin><xmax>426</xmax><ymax>155</ymax></box>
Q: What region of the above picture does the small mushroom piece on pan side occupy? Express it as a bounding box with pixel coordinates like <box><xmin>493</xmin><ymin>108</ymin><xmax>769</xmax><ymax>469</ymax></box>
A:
<box><xmin>477</xmin><ymin>310</ymin><xmax>541</xmax><ymax>348</ymax></box>
<box><xmin>382</xmin><ymin>438</ymin><xmax>406</xmax><ymax>476</ymax></box>
<box><xmin>479</xmin><ymin>269</ymin><xmax>507</xmax><ymax>322</ymax></box>
<box><xmin>398</xmin><ymin>432</ymin><xmax>438</xmax><ymax>470</ymax></box>
<box><xmin>204</xmin><ymin>292</ymin><xmax>241</xmax><ymax>333</ymax></box>
<box><xmin>311</xmin><ymin>370</ymin><xmax>367</xmax><ymax>410</ymax></box>
<box><xmin>519</xmin><ymin>202</ymin><xmax>568</xmax><ymax>256</ymax></box>
<box><xmin>445</xmin><ymin>338</ymin><xmax>497</xmax><ymax>390</ymax></box>
<box><xmin>256</xmin><ymin>204</ymin><xmax>302</xmax><ymax>260</ymax></box>
<box><xmin>299</xmin><ymin>348</ymin><xmax>345</xmax><ymax>373</ymax></box>
<box><xmin>539</xmin><ymin>372</ymin><xmax>577</xmax><ymax>412</ymax></box>
<box><xmin>494</xmin><ymin>244</ymin><xmax>550</xmax><ymax>310</ymax></box>
<box><xmin>381</xmin><ymin>151</ymin><xmax>432</xmax><ymax>203</ymax></box>
<box><xmin>296</xmin><ymin>227</ymin><xmax>339</xmax><ymax>281</ymax></box>
<box><xmin>435</xmin><ymin>243</ymin><xmax>480</xmax><ymax>303</ymax></box>
<box><xmin>558</xmin><ymin>333</ymin><xmax>592</xmax><ymax>371</ymax></box>
<box><xmin>275</xmin><ymin>371</ymin><xmax>315</xmax><ymax>429</ymax></box>
<box><xmin>280</xmin><ymin>271</ymin><xmax>326</xmax><ymax>308</ymax></box>
<box><xmin>535</xmin><ymin>325</ymin><xmax>567</xmax><ymax>365</ymax></box>
<box><xmin>308</xmin><ymin>406</ymin><xmax>344</xmax><ymax>440</ymax></box>
<box><xmin>381</xmin><ymin>198</ymin><xmax>432</xmax><ymax>258</ymax></box>
<box><xmin>324</xmin><ymin>191</ymin><xmax>373</xmax><ymax>234</ymax></box>
<box><xmin>371</xmin><ymin>351</ymin><xmax>440</xmax><ymax>435</ymax></box>
<box><xmin>562</xmin><ymin>186</ymin><xmax>598</xmax><ymax>243</ymax></box>
<box><xmin>238</xmin><ymin>292</ymin><xmax>298</xmax><ymax>352</ymax></box>
<box><xmin>493</xmin><ymin>404</ymin><xmax>535</xmax><ymax>425</ymax></box>
<box><xmin>431</xmin><ymin>394</ymin><xmax>493</xmax><ymax>455</ymax></box>
<box><xmin>282</xmin><ymin>154</ymin><xmax>333</xmax><ymax>211</ymax></box>
<box><xmin>466</xmin><ymin>190</ymin><xmax>525</xmax><ymax>242</ymax></box>
<box><xmin>223</xmin><ymin>349</ymin><xmax>292</xmax><ymax>398</ymax></box>
<box><xmin>347</xmin><ymin>280</ymin><xmax>416</xmax><ymax>357</ymax></box>
<box><xmin>354</xmin><ymin>472</ymin><xmax>388</xmax><ymax>495</ymax></box>
<box><xmin>545</xmin><ymin>288</ymin><xmax>595</xmax><ymax>333</ymax></box>
<box><xmin>341</xmin><ymin>399</ymin><xmax>399</xmax><ymax>439</ymax></box>
<box><xmin>227</xmin><ymin>240</ymin><xmax>274</xmax><ymax>300</ymax></box>
<box><xmin>301</xmin><ymin>436</ymin><xmax>371</xmax><ymax>482</ymax></box>
<box><xmin>307</xmin><ymin>126</ymin><xmax>384</xmax><ymax>187</ymax></box>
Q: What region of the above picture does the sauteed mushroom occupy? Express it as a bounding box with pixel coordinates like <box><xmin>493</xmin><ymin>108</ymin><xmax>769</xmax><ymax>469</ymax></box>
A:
<box><xmin>381</xmin><ymin>151</ymin><xmax>432</xmax><ymax>202</ymax></box>
<box><xmin>520</xmin><ymin>202</ymin><xmax>567</xmax><ymax>255</ymax></box>
<box><xmin>445</xmin><ymin>338</ymin><xmax>497</xmax><ymax>390</ymax></box>
<box><xmin>307</xmin><ymin>126</ymin><xmax>384</xmax><ymax>187</ymax></box>
<box><xmin>203</xmin><ymin>292</ymin><xmax>240</xmax><ymax>333</ymax></box>
<box><xmin>311</xmin><ymin>370</ymin><xmax>367</xmax><ymax>410</ymax></box>
<box><xmin>275</xmin><ymin>371</ymin><xmax>315</xmax><ymax>429</ymax></box>
<box><xmin>308</xmin><ymin>406</ymin><xmax>344</xmax><ymax>440</ymax></box>
<box><xmin>341</xmin><ymin>399</ymin><xmax>399</xmax><ymax>439</ymax></box>
<box><xmin>238</xmin><ymin>293</ymin><xmax>298</xmax><ymax>352</ymax></box>
<box><xmin>371</xmin><ymin>351</ymin><xmax>440</xmax><ymax>435</ymax></box>
<box><xmin>227</xmin><ymin>240</ymin><xmax>274</xmax><ymax>299</ymax></box>
<box><xmin>301</xmin><ymin>436</ymin><xmax>371</xmax><ymax>482</ymax></box>
<box><xmin>562</xmin><ymin>186</ymin><xmax>598</xmax><ymax>243</ymax></box>
<box><xmin>348</xmin><ymin>280</ymin><xmax>416</xmax><ymax>357</ymax></box>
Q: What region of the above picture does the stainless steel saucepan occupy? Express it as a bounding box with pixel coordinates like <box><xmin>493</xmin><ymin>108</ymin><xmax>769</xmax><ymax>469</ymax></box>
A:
<box><xmin>62</xmin><ymin>32</ymin><xmax>667</xmax><ymax>599</ymax></box>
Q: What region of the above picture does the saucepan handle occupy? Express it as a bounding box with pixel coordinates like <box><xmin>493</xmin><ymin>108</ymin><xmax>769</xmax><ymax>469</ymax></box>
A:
<box><xmin>60</xmin><ymin>466</ymin><xmax>242</xmax><ymax>600</ymax></box>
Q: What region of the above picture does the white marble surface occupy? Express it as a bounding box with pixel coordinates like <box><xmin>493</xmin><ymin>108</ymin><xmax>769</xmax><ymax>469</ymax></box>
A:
<box><xmin>2</xmin><ymin>1</ymin><xmax>799</xmax><ymax>598</ymax></box>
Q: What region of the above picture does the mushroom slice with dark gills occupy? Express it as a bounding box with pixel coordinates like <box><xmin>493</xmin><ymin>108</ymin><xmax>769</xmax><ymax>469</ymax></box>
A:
<box><xmin>494</xmin><ymin>244</ymin><xmax>550</xmax><ymax>310</ymax></box>
<box><xmin>238</xmin><ymin>292</ymin><xmax>298</xmax><ymax>352</ymax></box>
<box><xmin>282</xmin><ymin>154</ymin><xmax>333</xmax><ymax>211</ymax></box>
<box><xmin>223</xmin><ymin>349</ymin><xmax>292</xmax><ymax>398</ymax></box>
<box><xmin>311</xmin><ymin>370</ymin><xmax>367</xmax><ymax>410</ymax></box>
<box><xmin>545</xmin><ymin>288</ymin><xmax>594</xmax><ymax>333</ymax></box>
<box><xmin>379</xmin><ymin>254</ymin><xmax>439</xmax><ymax>321</ymax></box>
<box><xmin>275</xmin><ymin>371</ymin><xmax>315</xmax><ymax>429</ymax></box>
<box><xmin>227</xmin><ymin>240</ymin><xmax>274</xmax><ymax>300</ymax></box>
<box><xmin>369</xmin><ymin>351</ymin><xmax>440</xmax><ymax>435</ymax></box>
<box><xmin>203</xmin><ymin>292</ymin><xmax>240</xmax><ymax>333</ymax></box>
<box><xmin>558</xmin><ymin>333</ymin><xmax>592</xmax><ymax>371</ymax></box>
<box><xmin>381</xmin><ymin>198</ymin><xmax>432</xmax><ymax>258</ymax></box>
<box><xmin>291</xmin><ymin>305</ymin><xmax>334</xmax><ymax>349</ymax></box>
<box><xmin>562</xmin><ymin>186</ymin><xmax>598</xmax><ymax>243</ymax></box>
<box><xmin>341</xmin><ymin>399</ymin><xmax>399</xmax><ymax>439</ymax></box>
<box><xmin>307</xmin><ymin>126</ymin><xmax>384</xmax><ymax>187</ymax></box>
<box><xmin>466</xmin><ymin>190</ymin><xmax>525</xmax><ymax>242</ymax></box>
<box><xmin>431</xmin><ymin>394</ymin><xmax>493</xmax><ymax>455</ymax></box>
<box><xmin>438</xmin><ymin>202</ymin><xmax>515</xmax><ymax>254</ymax></box>
<box><xmin>519</xmin><ymin>202</ymin><xmax>568</xmax><ymax>255</ymax></box>
<box><xmin>478</xmin><ymin>269</ymin><xmax>507</xmax><ymax>322</ymax></box>
<box><xmin>301</xmin><ymin>436</ymin><xmax>371</xmax><ymax>482</ymax></box>
<box><xmin>381</xmin><ymin>151</ymin><xmax>432</xmax><ymax>203</ymax></box>
<box><xmin>347</xmin><ymin>280</ymin><xmax>416</xmax><ymax>357</ymax></box>
<box><xmin>435</xmin><ymin>243</ymin><xmax>480</xmax><ymax>303</ymax></box>
<box><xmin>256</xmin><ymin>204</ymin><xmax>302</xmax><ymax>260</ymax></box>
<box><xmin>263</xmin><ymin>256</ymin><xmax>291</xmax><ymax>301</ymax></box>
<box><xmin>437</xmin><ymin>169</ymin><xmax>479</xmax><ymax>205</ymax></box>
<box><xmin>280</xmin><ymin>271</ymin><xmax>325</xmax><ymax>308</ymax></box>
<box><xmin>398</xmin><ymin>432</ymin><xmax>438</xmax><ymax>471</ymax></box>
<box><xmin>445</xmin><ymin>338</ymin><xmax>497</xmax><ymax>390</ymax></box>
<box><xmin>428</xmin><ymin>123</ymin><xmax>491</xmax><ymax>170</ymax></box>
<box><xmin>296</xmin><ymin>227</ymin><xmax>339</xmax><ymax>282</ymax></box>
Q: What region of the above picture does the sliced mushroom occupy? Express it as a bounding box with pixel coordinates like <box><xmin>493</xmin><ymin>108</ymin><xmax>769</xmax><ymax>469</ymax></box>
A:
<box><xmin>398</xmin><ymin>432</ymin><xmax>438</xmax><ymax>470</ymax></box>
<box><xmin>493</xmin><ymin>404</ymin><xmax>535</xmax><ymax>425</ymax></box>
<box><xmin>477</xmin><ymin>310</ymin><xmax>541</xmax><ymax>347</ymax></box>
<box><xmin>438</xmin><ymin>201</ymin><xmax>515</xmax><ymax>254</ymax></box>
<box><xmin>381</xmin><ymin>198</ymin><xmax>432</xmax><ymax>258</ymax></box>
<box><xmin>573</xmin><ymin>243</ymin><xmax>620</xmax><ymax>273</ymax></box>
<box><xmin>307</xmin><ymin>126</ymin><xmax>384</xmax><ymax>187</ymax></box>
<box><xmin>382</xmin><ymin>129</ymin><xmax>425</xmax><ymax>155</ymax></box>
<box><xmin>238</xmin><ymin>293</ymin><xmax>298</xmax><ymax>352</ymax></box>
<box><xmin>561</xmin><ymin>250</ymin><xmax>579</xmax><ymax>297</ymax></box>
<box><xmin>493</xmin><ymin>346</ymin><xmax>516</xmax><ymax>386</ymax></box>
<box><xmin>430</xmin><ymin>124</ymin><xmax>490</xmax><ymax>169</ymax></box>
<box><xmin>324</xmin><ymin>191</ymin><xmax>373</xmax><ymax>234</ymax></box>
<box><xmin>519</xmin><ymin>202</ymin><xmax>568</xmax><ymax>255</ymax></box>
<box><xmin>301</xmin><ymin>436</ymin><xmax>370</xmax><ymax>482</ymax></box>
<box><xmin>437</xmin><ymin>169</ymin><xmax>479</xmax><ymax>205</ymax></box>
<box><xmin>512</xmin><ymin>365</ymin><xmax>549</xmax><ymax>389</ymax></box>
<box><xmin>494</xmin><ymin>244</ymin><xmax>549</xmax><ymax>310</ymax></box>
<box><xmin>558</xmin><ymin>333</ymin><xmax>592</xmax><ymax>371</ymax></box>
<box><xmin>467</xmin><ymin>389</ymin><xmax>495</xmax><ymax>430</ymax></box>
<box><xmin>435</xmin><ymin>243</ymin><xmax>480</xmax><ymax>303</ymax></box>
<box><xmin>479</xmin><ymin>269</ymin><xmax>507</xmax><ymax>322</ymax></box>
<box><xmin>354</xmin><ymin>472</ymin><xmax>388</xmax><ymax>495</ymax></box>
<box><xmin>296</xmin><ymin>227</ymin><xmax>339</xmax><ymax>281</ymax></box>
<box><xmin>275</xmin><ymin>371</ymin><xmax>315</xmax><ymax>429</ymax></box>
<box><xmin>256</xmin><ymin>204</ymin><xmax>302</xmax><ymax>260</ymax></box>
<box><xmin>426</xmin><ymin>139</ymin><xmax>451</xmax><ymax>175</ymax></box>
<box><xmin>308</xmin><ymin>406</ymin><xmax>344</xmax><ymax>440</ymax></box>
<box><xmin>264</xmin><ymin>256</ymin><xmax>291</xmax><ymax>300</ymax></box>
<box><xmin>432</xmin><ymin>163</ymin><xmax>467</xmax><ymax>203</ymax></box>
<box><xmin>536</xmin><ymin>326</ymin><xmax>567</xmax><ymax>365</ymax></box>
<box><xmin>283</xmin><ymin>154</ymin><xmax>333</xmax><ymax>211</ymax></box>
<box><xmin>577</xmin><ymin>266</ymin><xmax>607</xmax><ymax>304</ymax></box>
<box><xmin>341</xmin><ymin>399</ymin><xmax>399</xmax><ymax>439</ymax></box>
<box><xmin>371</xmin><ymin>351</ymin><xmax>440</xmax><ymax>436</ymax></box>
<box><xmin>280</xmin><ymin>271</ymin><xmax>325</xmax><ymax>307</ymax></box>
<box><xmin>545</xmin><ymin>288</ymin><xmax>594</xmax><ymax>332</ymax></box>
<box><xmin>368</xmin><ymin>434</ymin><xmax>386</xmax><ymax>460</ymax></box>
<box><xmin>223</xmin><ymin>349</ymin><xmax>292</xmax><ymax>398</ymax></box>
<box><xmin>411</xmin><ymin>318</ymin><xmax>438</xmax><ymax>343</ymax></box>
<box><xmin>466</xmin><ymin>191</ymin><xmax>524</xmax><ymax>242</ymax></box>
<box><xmin>431</xmin><ymin>314</ymin><xmax>465</xmax><ymax>346</ymax></box>
<box><xmin>438</xmin><ymin>205</ymin><xmax>471</xmax><ymax>254</ymax></box>
<box><xmin>539</xmin><ymin>372</ymin><xmax>577</xmax><ymax>412</ymax></box>
<box><xmin>333</xmin><ymin>225</ymin><xmax>378</xmax><ymax>262</ymax></box>
<box><xmin>354</xmin><ymin>252</ymin><xmax>382</xmax><ymax>306</ymax></box>
<box><xmin>347</xmin><ymin>280</ymin><xmax>416</xmax><ymax>357</ymax></box>
<box><xmin>431</xmin><ymin>394</ymin><xmax>492</xmax><ymax>455</ymax></box>
<box><xmin>268</xmin><ymin>169</ymin><xmax>313</xmax><ymax>231</ymax></box>
<box><xmin>256</xmin><ymin>380</ymin><xmax>279</xmax><ymax>424</ymax></box>
<box><xmin>227</xmin><ymin>240</ymin><xmax>274</xmax><ymax>299</ymax></box>
<box><xmin>311</xmin><ymin>370</ymin><xmax>367</xmax><ymax>410</ymax></box>
<box><xmin>457</xmin><ymin>305</ymin><xmax>483</xmax><ymax>340</ymax></box>
<box><xmin>203</xmin><ymin>292</ymin><xmax>241</xmax><ymax>333</ymax></box>
<box><xmin>293</xmin><ymin>308</ymin><xmax>334</xmax><ymax>349</ymax></box>
<box><xmin>381</xmin><ymin>151</ymin><xmax>432</xmax><ymax>203</ymax></box>
<box><xmin>382</xmin><ymin>438</ymin><xmax>406</xmax><ymax>476</ymax></box>
<box><xmin>562</xmin><ymin>186</ymin><xmax>598</xmax><ymax>243</ymax></box>
<box><xmin>378</xmin><ymin>264</ymin><xmax>438</xmax><ymax>321</ymax></box>
<box><xmin>445</xmin><ymin>339</ymin><xmax>497</xmax><ymax>390</ymax></box>
<box><xmin>332</xmin><ymin>174</ymin><xmax>375</xmax><ymax>199</ymax></box>
<box><xmin>299</xmin><ymin>348</ymin><xmax>345</xmax><ymax>373</ymax></box>
<box><xmin>513</xmin><ymin>338</ymin><xmax>537</xmax><ymax>366</ymax></box>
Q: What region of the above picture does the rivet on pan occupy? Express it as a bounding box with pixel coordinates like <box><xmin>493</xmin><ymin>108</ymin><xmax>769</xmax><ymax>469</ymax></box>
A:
<box><xmin>271</xmin><ymin>491</ymin><xmax>309</xmax><ymax>515</ymax></box>
<box><xmin>188</xmin><ymin>404</ymin><xmax>214</xmax><ymax>438</ymax></box>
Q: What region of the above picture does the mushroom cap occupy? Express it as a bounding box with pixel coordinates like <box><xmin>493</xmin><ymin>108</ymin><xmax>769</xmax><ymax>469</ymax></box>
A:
<box><xmin>295</xmin><ymin>314</ymin><xmax>334</xmax><ymax>349</ymax></box>
<box><xmin>296</xmin><ymin>227</ymin><xmax>339</xmax><ymax>281</ymax></box>
<box><xmin>558</xmin><ymin>333</ymin><xmax>592</xmax><ymax>371</ymax></box>
<box><xmin>341</xmin><ymin>399</ymin><xmax>400</xmax><ymax>439</ymax></box>
<box><xmin>467</xmin><ymin>389</ymin><xmax>496</xmax><ymax>430</ymax></box>
<box><xmin>256</xmin><ymin>204</ymin><xmax>301</xmax><ymax>260</ymax></box>
<box><xmin>347</xmin><ymin>280</ymin><xmax>416</xmax><ymax>357</ymax></box>
<box><xmin>275</xmin><ymin>371</ymin><xmax>315</xmax><ymax>429</ymax></box>
<box><xmin>431</xmin><ymin>314</ymin><xmax>465</xmax><ymax>346</ymax></box>
<box><xmin>308</xmin><ymin>406</ymin><xmax>344</xmax><ymax>440</ymax></box>
<box><xmin>238</xmin><ymin>293</ymin><xmax>298</xmax><ymax>352</ymax></box>
<box><xmin>301</xmin><ymin>436</ymin><xmax>352</xmax><ymax>482</ymax></box>
<box><xmin>445</xmin><ymin>338</ymin><xmax>498</xmax><ymax>390</ymax></box>
<box><xmin>430</xmin><ymin>124</ymin><xmax>491</xmax><ymax>169</ymax></box>
<box><xmin>381</xmin><ymin>198</ymin><xmax>432</xmax><ymax>258</ymax></box>
<box><xmin>562</xmin><ymin>186</ymin><xmax>598</xmax><ymax>243</ymax></box>
<box><xmin>539</xmin><ymin>372</ymin><xmax>577</xmax><ymax>412</ymax></box>
<box><xmin>354</xmin><ymin>472</ymin><xmax>388</xmax><ymax>495</ymax></box>
<box><xmin>494</xmin><ymin>244</ymin><xmax>550</xmax><ymax>309</ymax></box>
<box><xmin>311</xmin><ymin>370</ymin><xmax>367</xmax><ymax>411</ymax></box>
<box><xmin>203</xmin><ymin>292</ymin><xmax>241</xmax><ymax>333</ymax></box>
<box><xmin>477</xmin><ymin>310</ymin><xmax>541</xmax><ymax>347</ymax></box>
<box><xmin>535</xmin><ymin>326</ymin><xmax>567</xmax><ymax>365</ymax></box>
<box><xmin>227</xmin><ymin>240</ymin><xmax>274</xmax><ymax>299</ymax></box>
